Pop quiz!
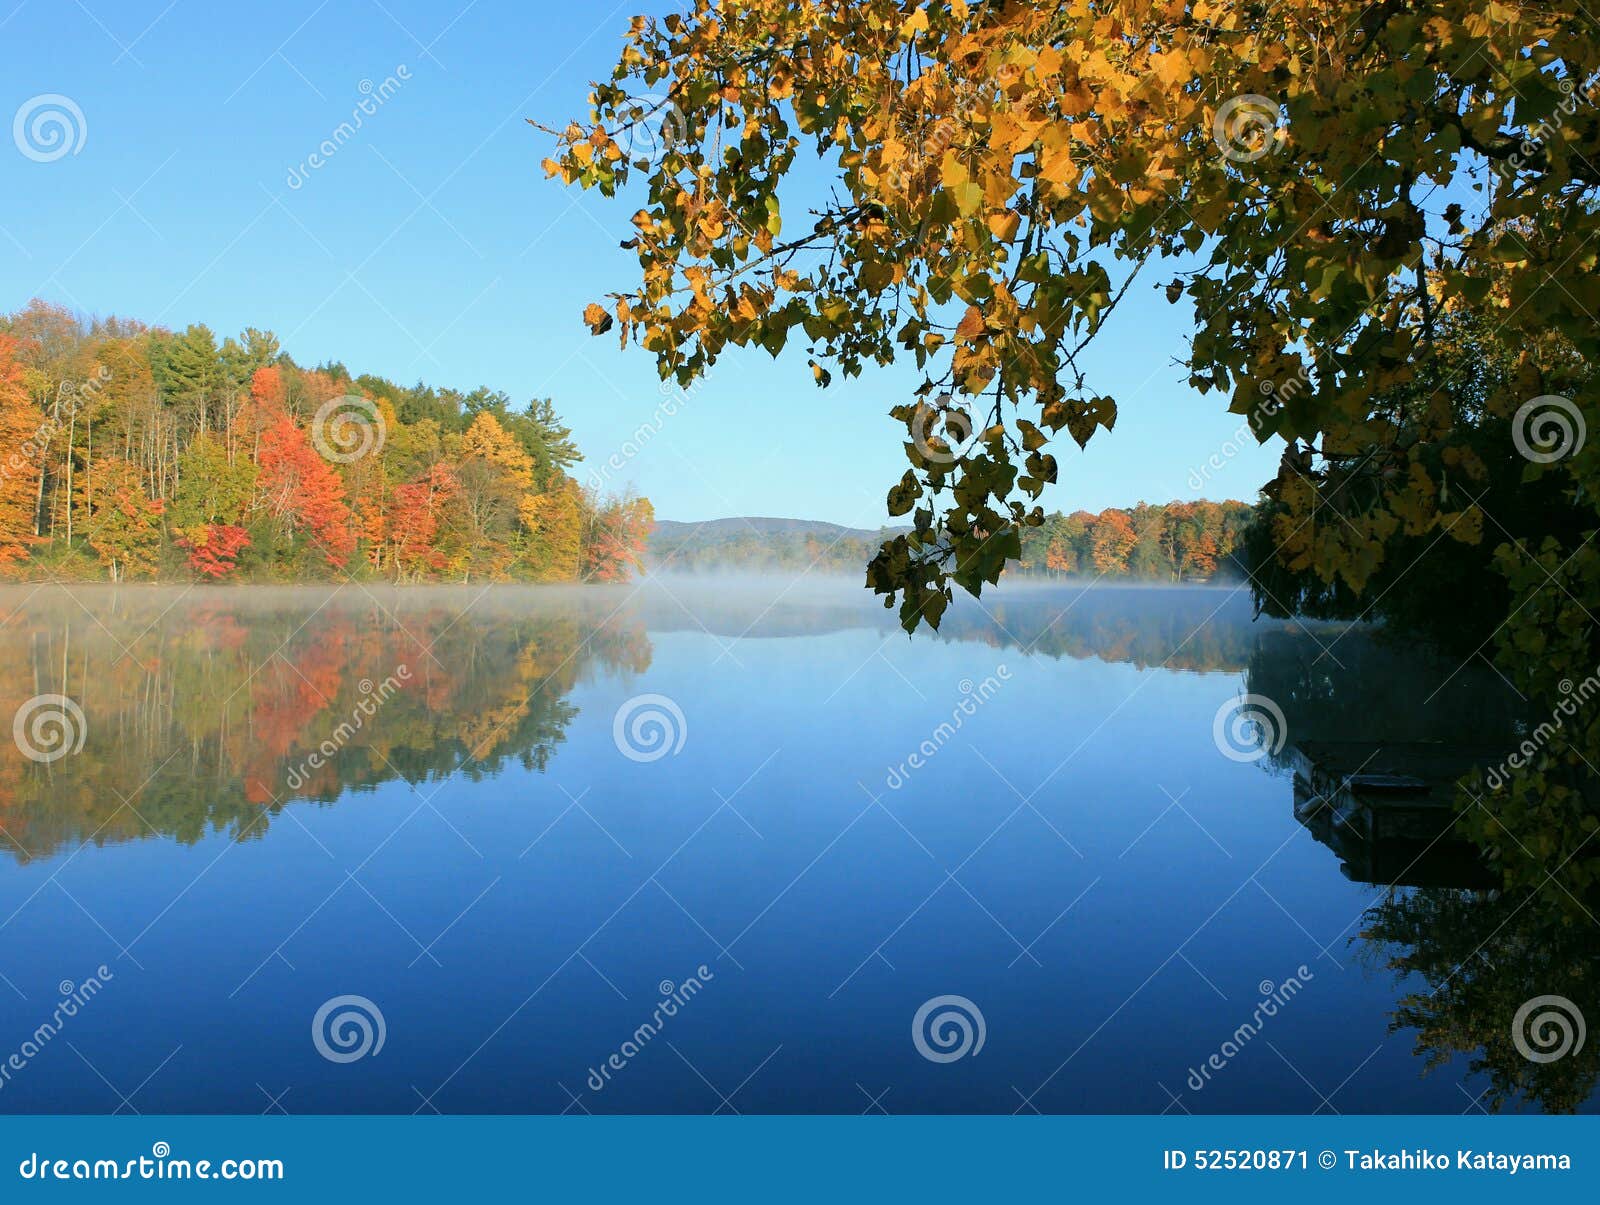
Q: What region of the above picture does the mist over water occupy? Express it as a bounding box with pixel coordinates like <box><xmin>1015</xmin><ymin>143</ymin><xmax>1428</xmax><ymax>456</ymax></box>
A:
<box><xmin>0</xmin><ymin>578</ymin><xmax>1588</xmax><ymax>1114</ymax></box>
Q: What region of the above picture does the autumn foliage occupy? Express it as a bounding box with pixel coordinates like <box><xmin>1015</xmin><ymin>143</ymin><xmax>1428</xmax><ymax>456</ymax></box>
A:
<box><xmin>0</xmin><ymin>301</ymin><xmax>652</xmax><ymax>585</ymax></box>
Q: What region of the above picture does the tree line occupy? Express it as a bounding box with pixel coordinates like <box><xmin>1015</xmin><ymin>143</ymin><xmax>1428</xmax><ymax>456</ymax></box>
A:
<box><xmin>650</xmin><ymin>500</ymin><xmax>1252</xmax><ymax>582</ymax></box>
<box><xmin>1016</xmin><ymin>500</ymin><xmax>1252</xmax><ymax>581</ymax></box>
<box><xmin>0</xmin><ymin>300</ymin><xmax>652</xmax><ymax>583</ymax></box>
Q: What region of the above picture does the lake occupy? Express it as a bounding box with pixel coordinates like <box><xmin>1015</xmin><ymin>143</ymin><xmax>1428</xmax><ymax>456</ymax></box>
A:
<box><xmin>0</xmin><ymin>579</ymin><xmax>1592</xmax><ymax>1114</ymax></box>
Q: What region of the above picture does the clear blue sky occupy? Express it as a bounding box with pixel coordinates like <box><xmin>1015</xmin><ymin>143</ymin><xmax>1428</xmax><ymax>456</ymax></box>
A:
<box><xmin>0</xmin><ymin>0</ymin><xmax>1279</xmax><ymax>527</ymax></box>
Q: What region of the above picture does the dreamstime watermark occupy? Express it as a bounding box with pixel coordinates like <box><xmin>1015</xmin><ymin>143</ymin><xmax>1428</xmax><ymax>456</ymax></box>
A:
<box><xmin>12</xmin><ymin>694</ymin><xmax>87</xmax><ymax>764</ymax></box>
<box><xmin>912</xmin><ymin>995</ymin><xmax>986</xmax><ymax>1063</ymax></box>
<box><xmin>880</xmin><ymin>63</ymin><xmax>1023</xmax><ymax>202</ymax></box>
<box><xmin>0</xmin><ymin>967</ymin><xmax>114</xmax><ymax>1094</ymax></box>
<box><xmin>909</xmin><ymin>396</ymin><xmax>982</xmax><ymax>466</ymax></box>
<box><xmin>1492</xmin><ymin>71</ymin><xmax>1599</xmax><ymax>181</ymax></box>
<box><xmin>1213</xmin><ymin>94</ymin><xmax>1284</xmax><ymax>163</ymax></box>
<box><xmin>1512</xmin><ymin>394</ymin><xmax>1585</xmax><ymax>464</ymax></box>
<box><xmin>17</xmin><ymin>1144</ymin><xmax>284</xmax><ymax>1182</ymax></box>
<box><xmin>284</xmin><ymin>667</ymin><xmax>410</xmax><ymax>791</ymax></box>
<box><xmin>311</xmin><ymin>394</ymin><xmax>387</xmax><ymax>463</ymax></box>
<box><xmin>12</xmin><ymin>94</ymin><xmax>86</xmax><ymax>162</ymax></box>
<box><xmin>1212</xmin><ymin>692</ymin><xmax>1287</xmax><ymax>764</ymax></box>
<box><xmin>1511</xmin><ymin>994</ymin><xmax>1585</xmax><ymax>1064</ymax></box>
<box><xmin>615</xmin><ymin>91</ymin><xmax>685</xmax><ymax>167</ymax></box>
<box><xmin>1483</xmin><ymin>664</ymin><xmax>1600</xmax><ymax>791</ymax></box>
<box><xmin>586</xmin><ymin>378</ymin><xmax>699</xmax><ymax>491</ymax></box>
<box><xmin>3</xmin><ymin>367</ymin><xmax>113</xmax><ymax>494</ymax></box>
<box><xmin>312</xmin><ymin>994</ymin><xmax>386</xmax><ymax>1063</ymax></box>
<box><xmin>285</xmin><ymin>66</ymin><xmax>411</xmax><ymax>190</ymax></box>
<box><xmin>1185</xmin><ymin>966</ymin><xmax>1314</xmax><ymax>1092</ymax></box>
<box><xmin>885</xmin><ymin>667</ymin><xmax>1010</xmax><ymax>789</ymax></box>
<box><xmin>1188</xmin><ymin>371</ymin><xmax>1294</xmax><ymax>491</ymax></box>
<box><xmin>612</xmin><ymin>693</ymin><xmax>687</xmax><ymax>763</ymax></box>
<box><xmin>585</xmin><ymin>965</ymin><xmax>715</xmax><ymax>1092</ymax></box>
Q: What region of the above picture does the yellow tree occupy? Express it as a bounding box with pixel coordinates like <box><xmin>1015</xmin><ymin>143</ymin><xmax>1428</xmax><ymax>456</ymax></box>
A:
<box><xmin>546</xmin><ymin>0</ymin><xmax>1599</xmax><ymax>896</ymax></box>
<box><xmin>519</xmin><ymin>479</ymin><xmax>584</xmax><ymax>581</ymax></box>
<box><xmin>461</xmin><ymin>411</ymin><xmax>536</xmax><ymax>491</ymax></box>
<box><xmin>0</xmin><ymin>337</ymin><xmax>43</xmax><ymax>569</ymax></box>
<box><xmin>547</xmin><ymin>0</ymin><xmax>1596</xmax><ymax>622</ymax></box>
<box><xmin>83</xmin><ymin>457</ymin><xmax>164</xmax><ymax>581</ymax></box>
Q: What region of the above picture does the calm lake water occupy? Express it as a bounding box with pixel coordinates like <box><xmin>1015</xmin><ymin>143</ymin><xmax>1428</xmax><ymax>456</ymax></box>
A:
<box><xmin>0</xmin><ymin>579</ymin><xmax>1592</xmax><ymax>1114</ymax></box>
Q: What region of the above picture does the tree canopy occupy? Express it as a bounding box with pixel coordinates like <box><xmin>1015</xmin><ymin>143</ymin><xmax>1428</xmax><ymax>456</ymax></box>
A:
<box><xmin>546</xmin><ymin>0</ymin><xmax>1600</xmax><ymax>896</ymax></box>
<box><xmin>545</xmin><ymin>0</ymin><xmax>1596</xmax><ymax>617</ymax></box>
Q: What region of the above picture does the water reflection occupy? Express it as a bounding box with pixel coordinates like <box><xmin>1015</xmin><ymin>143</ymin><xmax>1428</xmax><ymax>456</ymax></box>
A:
<box><xmin>1248</xmin><ymin>621</ymin><xmax>1597</xmax><ymax>1113</ymax></box>
<box><xmin>0</xmin><ymin>587</ymin><xmax>651</xmax><ymax>861</ymax></box>
<box><xmin>1361</xmin><ymin>889</ymin><xmax>1598</xmax><ymax>1113</ymax></box>
<box><xmin>1</xmin><ymin>580</ymin><xmax>1593</xmax><ymax>1115</ymax></box>
<box><xmin>2</xmin><ymin>581</ymin><xmax>1272</xmax><ymax>866</ymax></box>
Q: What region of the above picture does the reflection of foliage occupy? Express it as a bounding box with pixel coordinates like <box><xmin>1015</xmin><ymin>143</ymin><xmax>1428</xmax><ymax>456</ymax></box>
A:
<box><xmin>1239</xmin><ymin>308</ymin><xmax>1600</xmax><ymax>902</ymax></box>
<box><xmin>1244</xmin><ymin>626</ymin><xmax>1527</xmax><ymax>772</ymax></box>
<box><xmin>643</xmin><ymin>582</ymin><xmax>1265</xmax><ymax>673</ymax></box>
<box><xmin>0</xmin><ymin>590</ymin><xmax>651</xmax><ymax>861</ymax></box>
<box><xmin>936</xmin><ymin>586</ymin><xmax>1260</xmax><ymax>673</ymax></box>
<box><xmin>1361</xmin><ymin>888</ymin><xmax>1598</xmax><ymax>1114</ymax></box>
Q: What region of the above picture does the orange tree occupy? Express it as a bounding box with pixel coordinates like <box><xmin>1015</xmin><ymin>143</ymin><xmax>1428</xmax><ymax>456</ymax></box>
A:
<box><xmin>546</xmin><ymin>0</ymin><xmax>1600</xmax><ymax>893</ymax></box>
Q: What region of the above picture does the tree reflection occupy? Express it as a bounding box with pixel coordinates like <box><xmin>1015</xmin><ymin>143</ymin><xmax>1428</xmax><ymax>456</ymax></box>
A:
<box><xmin>1360</xmin><ymin>887</ymin><xmax>1598</xmax><ymax>1114</ymax></box>
<box><xmin>0</xmin><ymin>588</ymin><xmax>650</xmax><ymax>861</ymax></box>
<box><xmin>1247</xmin><ymin>619</ymin><xmax>1596</xmax><ymax>1112</ymax></box>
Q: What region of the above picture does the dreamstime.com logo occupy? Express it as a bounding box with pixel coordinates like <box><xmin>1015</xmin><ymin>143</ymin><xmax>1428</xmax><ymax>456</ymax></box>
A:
<box><xmin>285</xmin><ymin>66</ymin><xmax>410</xmax><ymax>190</ymax></box>
<box><xmin>886</xmin><ymin>667</ymin><xmax>1011</xmax><ymax>789</ymax></box>
<box><xmin>1512</xmin><ymin>394</ymin><xmax>1585</xmax><ymax>464</ymax></box>
<box><xmin>587</xmin><ymin>377</ymin><xmax>700</xmax><ymax>491</ymax></box>
<box><xmin>284</xmin><ymin>667</ymin><xmax>410</xmax><ymax>791</ymax></box>
<box><xmin>12</xmin><ymin>694</ymin><xmax>87</xmax><ymax>764</ymax></box>
<box><xmin>912</xmin><ymin>995</ymin><xmax>986</xmax><ymax>1063</ymax></box>
<box><xmin>613</xmin><ymin>693</ymin><xmax>687</xmax><ymax>762</ymax></box>
<box><xmin>1483</xmin><ymin>665</ymin><xmax>1600</xmax><ymax>791</ymax></box>
<box><xmin>1187</xmin><ymin>372</ymin><xmax>1293</xmax><ymax>492</ymax></box>
<box><xmin>311</xmin><ymin>394</ymin><xmax>387</xmax><ymax>463</ymax></box>
<box><xmin>1511</xmin><ymin>994</ymin><xmax>1586</xmax><ymax>1064</ymax></box>
<box><xmin>312</xmin><ymin>994</ymin><xmax>386</xmax><ymax>1063</ymax></box>
<box><xmin>13</xmin><ymin>93</ymin><xmax>86</xmax><ymax>162</ymax></box>
<box><xmin>17</xmin><ymin>1143</ymin><xmax>283</xmax><ymax>1182</ymax></box>
<box><xmin>1212</xmin><ymin>692</ymin><xmax>1286</xmax><ymax>763</ymax></box>
<box><xmin>3</xmin><ymin>367</ymin><xmax>112</xmax><ymax>495</ymax></box>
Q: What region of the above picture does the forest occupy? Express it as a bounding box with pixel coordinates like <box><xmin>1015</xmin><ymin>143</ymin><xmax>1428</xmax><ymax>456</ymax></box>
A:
<box><xmin>0</xmin><ymin>300</ymin><xmax>652</xmax><ymax>584</ymax></box>
<box><xmin>649</xmin><ymin>500</ymin><xmax>1251</xmax><ymax>581</ymax></box>
<box><xmin>1015</xmin><ymin>500</ymin><xmax>1252</xmax><ymax>580</ymax></box>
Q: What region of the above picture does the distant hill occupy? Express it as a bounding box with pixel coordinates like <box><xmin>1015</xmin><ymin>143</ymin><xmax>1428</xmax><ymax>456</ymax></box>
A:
<box><xmin>652</xmin><ymin>517</ymin><xmax>884</xmax><ymax>543</ymax></box>
<box><xmin>647</xmin><ymin>517</ymin><xmax>892</xmax><ymax>573</ymax></box>
<box><xmin>647</xmin><ymin>500</ymin><xmax>1254</xmax><ymax>582</ymax></box>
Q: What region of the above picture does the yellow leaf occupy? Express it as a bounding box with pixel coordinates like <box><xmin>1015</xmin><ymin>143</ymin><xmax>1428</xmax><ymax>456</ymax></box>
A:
<box><xmin>987</xmin><ymin>210</ymin><xmax>1021</xmax><ymax>241</ymax></box>
<box><xmin>955</xmin><ymin>306</ymin><xmax>986</xmax><ymax>342</ymax></box>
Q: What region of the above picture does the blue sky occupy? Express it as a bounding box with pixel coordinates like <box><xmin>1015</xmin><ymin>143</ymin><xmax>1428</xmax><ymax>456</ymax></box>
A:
<box><xmin>0</xmin><ymin>0</ymin><xmax>1280</xmax><ymax>527</ymax></box>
